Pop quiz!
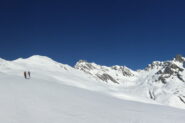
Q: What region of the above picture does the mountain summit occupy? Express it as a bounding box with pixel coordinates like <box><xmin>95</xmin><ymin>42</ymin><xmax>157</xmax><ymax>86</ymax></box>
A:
<box><xmin>75</xmin><ymin>60</ymin><xmax>135</xmax><ymax>84</ymax></box>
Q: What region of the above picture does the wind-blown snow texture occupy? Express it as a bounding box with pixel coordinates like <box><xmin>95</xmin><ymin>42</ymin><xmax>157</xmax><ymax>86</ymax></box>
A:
<box><xmin>0</xmin><ymin>55</ymin><xmax>185</xmax><ymax>123</ymax></box>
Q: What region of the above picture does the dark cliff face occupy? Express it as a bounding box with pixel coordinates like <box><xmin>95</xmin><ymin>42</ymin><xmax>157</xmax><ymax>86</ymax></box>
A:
<box><xmin>156</xmin><ymin>62</ymin><xmax>184</xmax><ymax>84</ymax></box>
<box><xmin>152</xmin><ymin>56</ymin><xmax>185</xmax><ymax>84</ymax></box>
<box><xmin>156</xmin><ymin>63</ymin><xmax>184</xmax><ymax>75</ymax></box>
<box><xmin>96</xmin><ymin>73</ymin><xmax>119</xmax><ymax>84</ymax></box>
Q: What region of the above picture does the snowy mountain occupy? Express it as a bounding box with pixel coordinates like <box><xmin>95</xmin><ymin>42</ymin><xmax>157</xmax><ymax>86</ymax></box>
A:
<box><xmin>74</xmin><ymin>55</ymin><xmax>185</xmax><ymax>109</ymax></box>
<box><xmin>0</xmin><ymin>55</ymin><xmax>185</xmax><ymax>122</ymax></box>
<box><xmin>75</xmin><ymin>60</ymin><xmax>135</xmax><ymax>84</ymax></box>
<box><xmin>0</xmin><ymin>55</ymin><xmax>185</xmax><ymax>123</ymax></box>
<box><xmin>0</xmin><ymin>55</ymin><xmax>185</xmax><ymax>110</ymax></box>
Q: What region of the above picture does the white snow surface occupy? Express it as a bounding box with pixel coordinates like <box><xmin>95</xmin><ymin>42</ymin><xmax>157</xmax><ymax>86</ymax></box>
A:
<box><xmin>0</xmin><ymin>55</ymin><xmax>185</xmax><ymax>123</ymax></box>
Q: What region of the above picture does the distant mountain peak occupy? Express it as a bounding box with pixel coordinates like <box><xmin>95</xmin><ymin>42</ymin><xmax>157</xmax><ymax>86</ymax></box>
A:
<box><xmin>13</xmin><ymin>55</ymin><xmax>57</xmax><ymax>64</ymax></box>
<box><xmin>27</xmin><ymin>55</ymin><xmax>54</xmax><ymax>61</ymax></box>
<box><xmin>75</xmin><ymin>60</ymin><xmax>97</xmax><ymax>71</ymax></box>
<box><xmin>174</xmin><ymin>54</ymin><xmax>185</xmax><ymax>63</ymax></box>
<box><xmin>75</xmin><ymin>60</ymin><xmax>135</xmax><ymax>84</ymax></box>
<box><xmin>76</xmin><ymin>60</ymin><xmax>88</xmax><ymax>64</ymax></box>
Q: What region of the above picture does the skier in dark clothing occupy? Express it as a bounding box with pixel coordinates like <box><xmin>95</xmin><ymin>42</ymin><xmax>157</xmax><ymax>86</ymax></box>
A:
<box><xmin>28</xmin><ymin>71</ymin><xmax>31</xmax><ymax>78</ymax></box>
<box><xmin>24</xmin><ymin>71</ymin><xmax>27</xmax><ymax>79</ymax></box>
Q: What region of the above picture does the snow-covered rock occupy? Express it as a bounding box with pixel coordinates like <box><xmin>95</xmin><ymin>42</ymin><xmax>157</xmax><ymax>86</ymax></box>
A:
<box><xmin>75</xmin><ymin>60</ymin><xmax>135</xmax><ymax>84</ymax></box>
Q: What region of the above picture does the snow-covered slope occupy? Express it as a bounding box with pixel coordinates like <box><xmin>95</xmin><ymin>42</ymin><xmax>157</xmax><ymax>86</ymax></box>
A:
<box><xmin>0</xmin><ymin>55</ymin><xmax>185</xmax><ymax>110</ymax></box>
<box><xmin>0</xmin><ymin>64</ymin><xmax>185</xmax><ymax>123</ymax></box>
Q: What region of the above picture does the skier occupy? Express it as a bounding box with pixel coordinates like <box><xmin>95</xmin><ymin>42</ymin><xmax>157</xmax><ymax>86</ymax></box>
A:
<box><xmin>28</xmin><ymin>71</ymin><xmax>31</xmax><ymax>78</ymax></box>
<box><xmin>24</xmin><ymin>71</ymin><xmax>27</xmax><ymax>79</ymax></box>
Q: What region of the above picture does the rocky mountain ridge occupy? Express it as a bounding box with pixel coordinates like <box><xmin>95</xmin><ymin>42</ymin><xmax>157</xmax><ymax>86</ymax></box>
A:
<box><xmin>74</xmin><ymin>55</ymin><xmax>185</xmax><ymax>108</ymax></box>
<box><xmin>75</xmin><ymin>55</ymin><xmax>185</xmax><ymax>85</ymax></box>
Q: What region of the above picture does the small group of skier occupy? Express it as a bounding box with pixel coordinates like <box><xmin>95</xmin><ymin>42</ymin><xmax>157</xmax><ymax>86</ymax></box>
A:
<box><xmin>24</xmin><ymin>71</ymin><xmax>31</xmax><ymax>79</ymax></box>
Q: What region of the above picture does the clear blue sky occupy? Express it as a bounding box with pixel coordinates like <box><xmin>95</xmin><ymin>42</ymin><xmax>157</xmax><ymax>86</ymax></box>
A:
<box><xmin>0</xmin><ymin>0</ymin><xmax>185</xmax><ymax>69</ymax></box>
